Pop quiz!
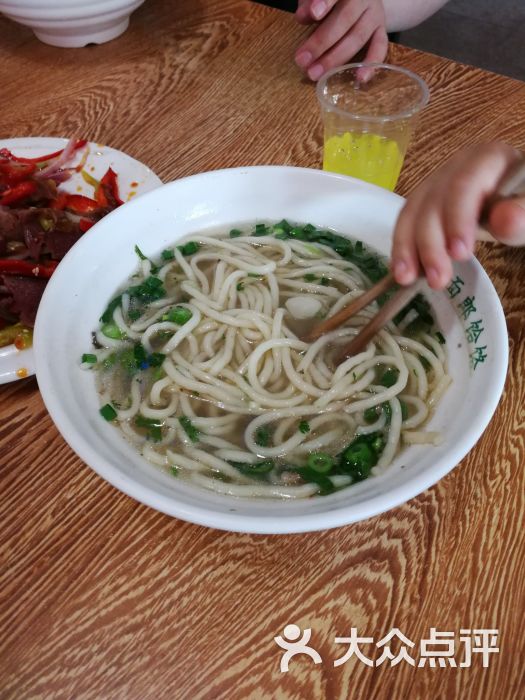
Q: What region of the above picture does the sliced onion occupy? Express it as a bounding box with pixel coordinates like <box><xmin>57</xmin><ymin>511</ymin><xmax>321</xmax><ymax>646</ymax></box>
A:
<box><xmin>36</xmin><ymin>138</ymin><xmax>86</xmax><ymax>180</ymax></box>
<box><xmin>47</xmin><ymin>168</ymin><xmax>75</xmax><ymax>184</ymax></box>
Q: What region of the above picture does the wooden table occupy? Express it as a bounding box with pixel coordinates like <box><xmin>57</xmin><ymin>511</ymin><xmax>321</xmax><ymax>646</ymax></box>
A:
<box><xmin>1</xmin><ymin>1</ymin><xmax>524</xmax><ymax>698</ymax></box>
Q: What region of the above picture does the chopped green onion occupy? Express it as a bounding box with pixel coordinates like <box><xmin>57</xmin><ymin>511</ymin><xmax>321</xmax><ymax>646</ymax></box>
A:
<box><xmin>304</xmin><ymin>273</ymin><xmax>317</xmax><ymax>282</ymax></box>
<box><xmin>81</xmin><ymin>353</ymin><xmax>97</xmax><ymax>364</ymax></box>
<box><xmin>149</xmin><ymin>352</ymin><xmax>166</xmax><ymax>367</ymax></box>
<box><xmin>236</xmin><ymin>282</ymin><xmax>244</xmax><ymax>291</ymax></box>
<box><xmin>248</xmin><ymin>272</ymin><xmax>262</xmax><ymax>278</ymax></box>
<box><xmin>254</xmin><ymin>223</ymin><xmax>270</xmax><ymax>236</ymax></box>
<box><xmin>380</xmin><ymin>368</ymin><xmax>398</xmax><ymax>387</ymax></box>
<box><xmin>179</xmin><ymin>416</ymin><xmax>199</xmax><ymax>442</ymax></box>
<box><xmin>307</xmin><ymin>452</ymin><xmax>334</xmax><ymax>473</ymax></box>
<box><xmin>371</xmin><ymin>434</ymin><xmax>385</xmax><ymax>454</ymax></box>
<box><xmin>170</xmin><ymin>465</ymin><xmax>179</xmax><ymax>476</ymax></box>
<box><xmin>100</xmin><ymin>403</ymin><xmax>117</xmax><ymax>421</ymax></box>
<box><xmin>339</xmin><ymin>432</ymin><xmax>385</xmax><ymax>482</ymax></box>
<box><xmin>299</xmin><ymin>420</ymin><xmax>310</xmax><ymax>434</ymax></box>
<box><xmin>161</xmin><ymin>306</ymin><xmax>192</xmax><ymax>325</ymax></box>
<box><xmin>134</xmin><ymin>245</ymin><xmax>158</xmax><ymax>273</ymax></box>
<box><xmin>418</xmin><ymin>354</ymin><xmax>432</xmax><ymax>371</ymax></box>
<box><xmin>134</xmin><ymin>244</ymin><xmax>147</xmax><ymax>261</ymax></box>
<box><xmin>230</xmin><ymin>460</ymin><xmax>274</xmax><ymax>477</ymax></box>
<box><xmin>152</xmin><ymin>366</ymin><xmax>165</xmax><ymax>382</ymax></box>
<box><xmin>161</xmin><ymin>248</ymin><xmax>175</xmax><ymax>261</ymax></box>
<box><xmin>273</xmin><ymin>219</ymin><xmax>292</xmax><ymax>233</ymax></box>
<box><xmin>135</xmin><ymin>416</ymin><xmax>161</xmax><ymax>428</ymax></box>
<box><xmin>296</xmin><ymin>467</ymin><xmax>335</xmax><ymax>495</ymax></box>
<box><xmin>229</xmin><ymin>229</ymin><xmax>243</xmax><ymax>238</ymax></box>
<box><xmin>150</xmin><ymin>426</ymin><xmax>162</xmax><ymax>441</ymax></box>
<box><xmin>101</xmin><ymin>322</ymin><xmax>127</xmax><ymax>340</ymax></box>
<box><xmin>133</xmin><ymin>343</ymin><xmax>148</xmax><ymax>366</ymax></box>
<box><xmin>135</xmin><ymin>415</ymin><xmax>163</xmax><ymax>442</ymax></box>
<box><xmin>436</xmin><ymin>331</ymin><xmax>446</xmax><ymax>344</ymax></box>
<box><xmin>364</xmin><ymin>406</ymin><xmax>379</xmax><ymax>424</ymax></box>
<box><xmin>177</xmin><ymin>241</ymin><xmax>200</xmax><ymax>256</ymax></box>
<box><xmin>126</xmin><ymin>276</ymin><xmax>165</xmax><ymax>302</ymax></box>
<box><xmin>255</xmin><ymin>426</ymin><xmax>271</xmax><ymax>447</ymax></box>
<box><xmin>100</xmin><ymin>295</ymin><xmax>122</xmax><ymax>323</ymax></box>
<box><xmin>128</xmin><ymin>309</ymin><xmax>141</xmax><ymax>321</ymax></box>
<box><xmin>340</xmin><ymin>442</ymin><xmax>374</xmax><ymax>480</ymax></box>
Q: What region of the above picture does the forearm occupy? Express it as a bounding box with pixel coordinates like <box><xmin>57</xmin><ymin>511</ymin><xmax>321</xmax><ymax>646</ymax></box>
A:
<box><xmin>382</xmin><ymin>0</ymin><xmax>450</xmax><ymax>32</ymax></box>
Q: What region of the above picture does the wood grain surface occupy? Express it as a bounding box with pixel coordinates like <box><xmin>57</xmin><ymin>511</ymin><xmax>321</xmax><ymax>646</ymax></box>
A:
<box><xmin>1</xmin><ymin>1</ymin><xmax>524</xmax><ymax>698</ymax></box>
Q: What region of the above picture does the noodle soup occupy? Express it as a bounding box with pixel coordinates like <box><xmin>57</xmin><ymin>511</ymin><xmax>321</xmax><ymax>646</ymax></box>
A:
<box><xmin>82</xmin><ymin>221</ymin><xmax>450</xmax><ymax>499</ymax></box>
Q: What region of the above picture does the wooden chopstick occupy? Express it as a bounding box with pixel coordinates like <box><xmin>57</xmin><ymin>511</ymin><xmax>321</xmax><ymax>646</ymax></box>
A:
<box><xmin>302</xmin><ymin>272</ymin><xmax>396</xmax><ymax>343</ymax></box>
<box><xmin>334</xmin><ymin>277</ymin><xmax>425</xmax><ymax>365</ymax></box>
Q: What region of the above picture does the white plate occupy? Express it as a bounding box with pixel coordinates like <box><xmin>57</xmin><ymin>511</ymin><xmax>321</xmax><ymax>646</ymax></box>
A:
<box><xmin>0</xmin><ymin>137</ymin><xmax>162</xmax><ymax>384</ymax></box>
<box><xmin>34</xmin><ymin>167</ymin><xmax>508</xmax><ymax>533</ymax></box>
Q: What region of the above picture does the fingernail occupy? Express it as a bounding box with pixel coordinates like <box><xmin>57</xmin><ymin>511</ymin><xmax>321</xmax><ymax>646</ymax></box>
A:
<box><xmin>450</xmin><ymin>238</ymin><xmax>468</xmax><ymax>259</ymax></box>
<box><xmin>295</xmin><ymin>51</ymin><xmax>312</xmax><ymax>69</ymax></box>
<box><xmin>307</xmin><ymin>63</ymin><xmax>324</xmax><ymax>81</ymax></box>
<box><xmin>393</xmin><ymin>260</ymin><xmax>407</xmax><ymax>279</ymax></box>
<box><xmin>427</xmin><ymin>267</ymin><xmax>441</xmax><ymax>287</ymax></box>
<box><xmin>311</xmin><ymin>0</ymin><xmax>326</xmax><ymax>19</ymax></box>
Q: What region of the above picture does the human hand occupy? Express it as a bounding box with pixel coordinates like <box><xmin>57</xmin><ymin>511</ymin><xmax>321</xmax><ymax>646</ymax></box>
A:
<box><xmin>294</xmin><ymin>0</ymin><xmax>388</xmax><ymax>81</ymax></box>
<box><xmin>391</xmin><ymin>142</ymin><xmax>525</xmax><ymax>290</ymax></box>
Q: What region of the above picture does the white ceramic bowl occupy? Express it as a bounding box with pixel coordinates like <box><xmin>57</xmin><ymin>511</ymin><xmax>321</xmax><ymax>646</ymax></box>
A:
<box><xmin>34</xmin><ymin>167</ymin><xmax>508</xmax><ymax>534</ymax></box>
<box><xmin>0</xmin><ymin>0</ymin><xmax>145</xmax><ymax>47</ymax></box>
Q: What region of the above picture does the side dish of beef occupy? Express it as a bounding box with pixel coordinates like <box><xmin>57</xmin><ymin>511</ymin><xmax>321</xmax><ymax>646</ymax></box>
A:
<box><xmin>0</xmin><ymin>139</ymin><xmax>123</xmax><ymax>348</ymax></box>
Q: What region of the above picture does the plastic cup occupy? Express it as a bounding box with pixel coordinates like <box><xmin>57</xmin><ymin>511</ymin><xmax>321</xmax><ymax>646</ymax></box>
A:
<box><xmin>316</xmin><ymin>63</ymin><xmax>429</xmax><ymax>191</ymax></box>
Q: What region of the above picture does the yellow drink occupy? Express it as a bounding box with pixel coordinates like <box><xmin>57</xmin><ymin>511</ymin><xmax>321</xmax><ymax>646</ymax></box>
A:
<box><xmin>323</xmin><ymin>131</ymin><xmax>404</xmax><ymax>191</ymax></box>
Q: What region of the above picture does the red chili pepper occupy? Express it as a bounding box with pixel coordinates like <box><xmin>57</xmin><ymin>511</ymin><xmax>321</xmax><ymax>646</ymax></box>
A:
<box><xmin>96</xmin><ymin>167</ymin><xmax>123</xmax><ymax>208</ymax></box>
<box><xmin>0</xmin><ymin>159</ymin><xmax>37</xmax><ymax>184</ymax></box>
<box><xmin>0</xmin><ymin>180</ymin><xmax>38</xmax><ymax>206</ymax></box>
<box><xmin>0</xmin><ymin>258</ymin><xmax>59</xmax><ymax>278</ymax></box>
<box><xmin>0</xmin><ymin>139</ymin><xmax>88</xmax><ymax>165</ymax></box>
<box><xmin>79</xmin><ymin>218</ymin><xmax>94</xmax><ymax>232</ymax></box>
<box><xmin>50</xmin><ymin>192</ymin><xmax>99</xmax><ymax>215</ymax></box>
<box><xmin>62</xmin><ymin>194</ymin><xmax>100</xmax><ymax>216</ymax></box>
